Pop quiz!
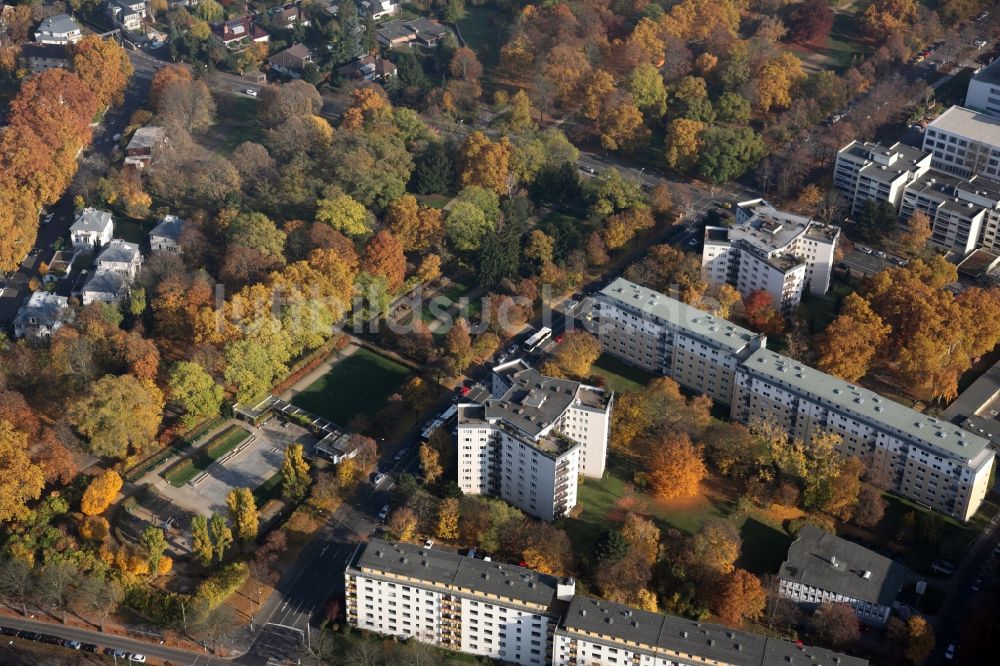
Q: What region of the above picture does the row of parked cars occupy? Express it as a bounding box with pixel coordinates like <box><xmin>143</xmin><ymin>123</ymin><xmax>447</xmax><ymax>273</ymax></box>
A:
<box><xmin>0</xmin><ymin>625</ymin><xmax>145</xmax><ymax>661</ymax></box>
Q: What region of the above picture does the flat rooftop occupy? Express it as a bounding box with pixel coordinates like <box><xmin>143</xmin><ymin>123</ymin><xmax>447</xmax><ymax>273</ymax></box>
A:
<box><xmin>927</xmin><ymin>106</ymin><xmax>1000</xmax><ymax>147</ymax></box>
<box><xmin>943</xmin><ymin>358</ymin><xmax>1000</xmax><ymax>441</ymax></box>
<box><xmin>351</xmin><ymin>539</ymin><xmax>561</xmax><ymax>610</ymax></box>
<box><xmin>597</xmin><ymin>278</ymin><xmax>761</xmax><ymax>355</ymax></box>
<box><xmin>741</xmin><ymin>348</ymin><xmax>993</xmax><ymax>464</ymax></box>
<box><xmin>972</xmin><ymin>57</ymin><xmax>1000</xmax><ymax>87</ymax></box>
<box><xmin>557</xmin><ymin>595</ymin><xmax>867</xmax><ymax>666</ymax></box>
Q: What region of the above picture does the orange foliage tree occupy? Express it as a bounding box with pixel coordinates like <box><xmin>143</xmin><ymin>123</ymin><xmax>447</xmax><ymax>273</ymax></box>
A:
<box><xmin>81</xmin><ymin>470</ymin><xmax>124</xmax><ymax>516</ymax></box>
<box><xmin>648</xmin><ymin>432</ymin><xmax>707</xmax><ymax>499</ymax></box>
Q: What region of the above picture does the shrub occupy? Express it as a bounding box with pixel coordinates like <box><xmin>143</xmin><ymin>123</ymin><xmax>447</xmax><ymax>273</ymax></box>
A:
<box><xmin>195</xmin><ymin>562</ymin><xmax>249</xmax><ymax>610</ymax></box>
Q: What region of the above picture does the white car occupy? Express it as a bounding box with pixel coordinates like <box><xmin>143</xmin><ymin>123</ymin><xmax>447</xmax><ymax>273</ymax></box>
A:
<box><xmin>245</xmin><ymin>88</ymin><xmax>259</xmax><ymax>97</ymax></box>
<box><xmin>378</xmin><ymin>505</ymin><xmax>390</xmax><ymax>520</ymax></box>
<box><xmin>945</xmin><ymin>643</ymin><xmax>956</xmax><ymax>660</ymax></box>
<box><xmin>128</xmin><ymin>655</ymin><xmax>147</xmax><ymax>663</ymax></box>
<box><xmin>373</xmin><ymin>472</ymin><xmax>387</xmax><ymax>486</ymax></box>
<box><xmin>423</xmin><ymin>539</ymin><xmax>434</xmax><ymax>549</ymax></box>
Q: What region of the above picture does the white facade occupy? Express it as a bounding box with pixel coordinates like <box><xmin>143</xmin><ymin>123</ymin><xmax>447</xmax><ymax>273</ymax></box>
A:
<box><xmin>69</xmin><ymin>208</ymin><xmax>114</xmax><ymax>251</ymax></box>
<box><xmin>899</xmin><ymin>170</ymin><xmax>1000</xmax><ymax>253</ymax></box>
<box><xmin>966</xmin><ymin>60</ymin><xmax>1000</xmax><ymax>118</ymax></box>
<box><xmin>922</xmin><ymin>106</ymin><xmax>1000</xmax><ymax>180</ymax></box>
<box><xmin>592</xmin><ymin>279</ymin><xmax>996</xmax><ymax>522</ymax></box>
<box><xmin>778</xmin><ymin>578</ymin><xmax>892</xmax><ymax>626</ymax></box>
<box><xmin>95</xmin><ymin>239</ymin><xmax>142</xmax><ymax>280</ymax></box>
<box><xmin>834</xmin><ymin>140</ymin><xmax>932</xmax><ymax>215</ymax></box>
<box><xmin>702</xmin><ymin>199</ymin><xmax>839</xmax><ymax>313</ymax></box>
<box><xmin>12</xmin><ymin>292</ymin><xmax>70</xmax><ymax>340</ymax></box>
<box><xmin>458</xmin><ymin>362</ymin><xmax>612</xmax><ymax>521</ymax></box>
<box><xmin>149</xmin><ymin>214</ymin><xmax>184</xmax><ymax>253</ymax></box>
<box><xmin>34</xmin><ymin>14</ymin><xmax>82</xmax><ymax>44</ymax></box>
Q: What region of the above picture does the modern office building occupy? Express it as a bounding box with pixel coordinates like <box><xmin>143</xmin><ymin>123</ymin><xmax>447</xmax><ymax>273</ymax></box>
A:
<box><xmin>834</xmin><ymin>140</ymin><xmax>932</xmax><ymax>215</ymax></box>
<box><xmin>591</xmin><ymin>279</ymin><xmax>996</xmax><ymax>521</ymax></box>
<box><xmin>456</xmin><ymin>361</ymin><xmax>612</xmax><ymax>521</ymax></box>
<box><xmin>898</xmin><ymin>169</ymin><xmax>1000</xmax><ymax>253</ymax></box>
<box><xmin>591</xmin><ymin>278</ymin><xmax>765</xmax><ymax>406</ymax></box>
<box><xmin>966</xmin><ymin>58</ymin><xmax>1000</xmax><ymax>119</ymax></box>
<box><xmin>778</xmin><ymin>525</ymin><xmax>908</xmax><ymax>626</ymax></box>
<box><xmin>922</xmin><ymin>106</ymin><xmax>1000</xmax><ymax>180</ymax></box>
<box><xmin>702</xmin><ymin>199</ymin><xmax>840</xmax><ymax>313</ymax></box>
<box><xmin>346</xmin><ymin>539</ymin><xmax>867</xmax><ymax>666</ymax></box>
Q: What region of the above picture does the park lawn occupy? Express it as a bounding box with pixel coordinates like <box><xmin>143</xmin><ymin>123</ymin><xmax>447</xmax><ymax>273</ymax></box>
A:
<box><xmin>254</xmin><ymin>471</ymin><xmax>284</xmax><ymax>506</ymax></box>
<box><xmin>291</xmin><ymin>347</ymin><xmax>413</xmax><ymax>425</ymax></box>
<box><xmin>415</xmin><ymin>193</ymin><xmax>452</xmax><ymax>209</ymax></box>
<box><xmin>590</xmin><ymin>353</ymin><xmax>654</xmax><ymax>393</ymax></box>
<box><xmin>202</xmin><ymin>93</ymin><xmax>265</xmax><ymax>154</ymax></box>
<box><xmin>163</xmin><ymin>424</ymin><xmax>251</xmax><ymax>487</ymax></box>
<box><xmin>457</xmin><ymin>5</ymin><xmax>508</xmax><ymax>68</ymax></box>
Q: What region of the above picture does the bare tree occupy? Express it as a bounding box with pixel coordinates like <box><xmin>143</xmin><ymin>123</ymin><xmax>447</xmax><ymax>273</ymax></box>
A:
<box><xmin>75</xmin><ymin>574</ymin><xmax>123</xmax><ymax>632</ymax></box>
<box><xmin>192</xmin><ymin>604</ymin><xmax>239</xmax><ymax>655</ymax></box>
<box><xmin>0</xmin><ymin>558</ymin><xmax>35</xmax><ymax>616</ymax></box>
<box><xmin>36</xmin><ymin>561</ymin><xmax>78</xmax><ymax>623</ymax></box>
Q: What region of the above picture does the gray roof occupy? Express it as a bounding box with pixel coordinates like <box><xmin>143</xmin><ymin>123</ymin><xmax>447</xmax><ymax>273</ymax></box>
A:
<box><xmin>126</xmin><ymin>126</ymin><xmax>165</xmax><ymax>151</ymax></box>
<box><xmin>730</xmin><ymin>199</ymin><xmax>840</xmax><ymax>252</ymax></box>
<box><xmin>779</xmin><ymin>525</ymin><xmax>908</xmax><ymax>609</ymax></box>
<box><xmin>70</xmin><ymin>208</ymin><xmax>112</xmax><ymax>234</ymax></box>
<box><xmin>927</xmin><ymin>106</ymin><xmax>1000</xmax><ymax>147</ymax></box>
<box><xmin>558</xmin><ymin>595</ymin><xmax>867</xmax><ymax>666</ymax></box>
<box><xmin>597</xmin><ymin>278</ymin><xmax>762</xmax><ymax>354</ymax></box>
<box><xmin>14</xmin><ymin>292</ymin><xmax>70</xmax><ymax>328</ymax></box>
<box><xmin>351</xmin><ymin>539</ymin><xmax>561</xmax><ymax>610</ymax></box>
<box><xmin>149</xmin><ymin>215</ymin><xmax>185</xmax><ymax>242</ymax></box>
<box><xmin>740</xmin><ymin>348</ymin><xmax>993</xmax><ymax>464</ymax></box>
<box><xmin>20</xmin><ymin>43</ymin><xmax>68</xmax><ymax>60</ymax></box>
<box><xmin>96</xmin><ymin>240</ymin><xmax>140</xmax><ymax>265</ymax></box>
<box><xmin>943</xmin><ymin>357</ymin><xmax>1000</xmax><ymax>440</ymax></box>
<box><xmin>36</xmin><ymin>13</ymin><xmax>81</xmax><ymax>35</ymax></box>
<box><xmin>83</xmin><ymin>269</ymin><xmax>127</xmax><ymax>296</ymax></box>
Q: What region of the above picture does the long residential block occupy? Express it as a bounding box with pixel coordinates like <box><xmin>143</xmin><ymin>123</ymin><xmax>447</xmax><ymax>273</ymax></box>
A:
<box><xmin>457</xmin><ymin>361</ymin><xmax>612</xmax><ymax>521</ymax></box>
<box><xmin>592</xmin><ymin>278</ymin><xmax>995</xmax><ymax>522</ymax></box>
<box><xmin>345</xmin><ymin>539</ymin><xmax>866</xmax><ymax>666</ymax></box>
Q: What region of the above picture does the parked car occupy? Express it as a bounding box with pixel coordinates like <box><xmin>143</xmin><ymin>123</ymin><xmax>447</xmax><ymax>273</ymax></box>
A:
<box><xmin>104</xmin><ymin>648</ymin><xmax>126</xmax><ymax>657</ymax></box>
<box><xmin>686</xmin><ymin>237</ymin><xmax>698</xmax><ymax>247</ymax></box>
<box><xmin>394</xmin><ymin>448</ymin><xmax>408</xmax><ymax>462</ymax></box>
<box><xmin>21</xmin><ymin>631</ymin><xmax>41</xmax><ymax>641</ymax></box>
<box><xmin>945</xmin><ymin>643</ymin><xmax>956</xmax><ymax>660</ymax></box>
<box><xmin>565</xmin><ymin>299</ymin><xmax>579</xmax><ymax>311</ymax></box>
<box><xmin>245</xmin><ymin>88</ymin><xmax>259</xmax><ymax>97</ymax></box>
<box><xmin>65</xmin><ymin>640</ymin><xmax>82</xmax><ymax>650</ymax></box>
<box><xmin>39</xmin><ymin>634</ymin><xmax>63</xmax><ymax>645</ymax></box>
<box><xmin>378</xmin><ymin>504</ymin><xmax>390</xmax><ymax>520</ymax></box>
<box><xmin>424</xmin><ymin>539</ymin><xmax>434</xmax><ymax>549</ymax></box>
<box><xmin>373</xmin><ymin>472</ymin><xmax>387</xmax><ymax>487</ymax></box>
<box><xmin>128</xmin><ymin>654</ymin><xmax>147</xmax><ymax>663</ymax></box>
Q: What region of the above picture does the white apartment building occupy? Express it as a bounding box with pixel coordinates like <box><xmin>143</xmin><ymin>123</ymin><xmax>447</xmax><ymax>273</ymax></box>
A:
<box><xmin>922</xmin><ymin>106</ymin><xmax>1000</xmax><ymax>180</ymax></box>
<box><xmin>834</xmin><ymin>140</ymin><xmax>931</xmax><ymax>215</ymax></box>
<box><xmin>702</xmin><ymin>199</ymin><xmax>839</xmax><ymax>313</ymax></box>
<box><xmin>899</xmin><ymin>170</ymin><xmax>1000</xmax><ymax>253</ymax></box>
<box><xmin>592</xmin><ymin>278</ymin><xmax>765</xmax><ymax>406</ymax></box>
<box><xmin>346</xmin><ymin>539</ymin><xmax>570</xmax><ymax>666</ymax></box>
<box><xmin>732</xmin><ymin>348</ymin><xmax>994</xmax><ymax>522</ymax></box>
<box><xmin>778</xmin><ymin>525</ymin><xmax>907</xmax><ymax>626</ymax></box>
<box><xmin>590</xmin><ymin>278</ymin><xmax>996</xmax><ymax>522</ymax></box>
<box><xmin>346</xmin><ymin>540</ymin><xmax>867</xmax><ymax>666</ymax></box>
<box><xmin>965</xmin><ymin>58</ymin><xmax>1000</xmax><ymax>119</ymax></box>
<box><xmin>457</xmin><ymin>361</ymin><xmax>612</xmax><ymax>521</ymax></box>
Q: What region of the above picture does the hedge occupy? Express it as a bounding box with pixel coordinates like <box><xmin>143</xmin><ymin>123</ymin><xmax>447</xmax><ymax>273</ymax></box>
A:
<box><xmin>195</xmin><ymin>562</ymin><xmax>249</xmax><ymax>610</ymax></box>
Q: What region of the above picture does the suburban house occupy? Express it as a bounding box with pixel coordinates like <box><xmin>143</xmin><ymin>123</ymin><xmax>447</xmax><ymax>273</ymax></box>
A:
<box><xmin>375</xmin><ymin>17</ymin><xmax>448</xmax><ymax>48</ymax></box>
<box><xmin>214</xmin><ymin>17</ymin><xmax>269</xmax><ymax>50</ymax></box>
<box><xmin>79</xmin><ymin>269</ymin><xmax>129</xmax><ymax>305</ymax></box>
<box><xmin>359</xmin><ymin>0</ymin><xmax>399</xmax><ymax>20</ymax></box>
<box><xmin>270</xmin><ymin>4</ymin><xmax>309</xmax><ymax>29</ymax></box>
<box><xmin>69</xmin><ymin>208</ymin><xmax>114</xmax><ymax>251</ymax></box>
<box><xmin>778</xmin><ymin>525</ymin><xmax>908</xmax><ymax>626</ymax></box>
<box><xmin>337</xmin><ymin>54</ymin><xmax>396</xmax><ymax>82</ymax></box>
<box><xmin>44</xmin><ymin>250</ymin><xmax>77</xmax><ymax>284</ymax></box>
<box><xmin>19</xmin><ymin>43</ymin><xmax>69</xmax><ymax>73</ymax></box>
<box><xmin>95</xmin><ymin>239</ymin><xmax>143</xmax><ymax>280</ymax></box>
<box><xmin>107</xmin><ymin>0</ymin><xmax>146</xmax><ymax>33</ymax></box>
<box><xmin>123</xmin><ymin>126</ymin><xmax>166</xmax><ymax>169</ymax></box>
<box><xmin>34</xmin><ymin>14</ymin><xmax>83</xmax><ymax>44</ymax></box>
<box><xmin>13</xmin><ymin>292</ymin><xmax>72</xmax><ymax>340</ymax></box>
<box><xmin>149</xmin><ymin>215</ymin><xmax>185</xmax><ymax>253</ymax></box>
<box><xmin>268</xmin><ymin>43</ymin><xmax>313</xmax><ymax>74</ymax></box>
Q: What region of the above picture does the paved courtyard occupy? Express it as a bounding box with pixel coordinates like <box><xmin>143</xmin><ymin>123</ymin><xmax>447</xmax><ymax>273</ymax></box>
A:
<box><xmin>152</xmin><ymin>418</ymin><xmax>314</xmax><ymax>516</ymax></box>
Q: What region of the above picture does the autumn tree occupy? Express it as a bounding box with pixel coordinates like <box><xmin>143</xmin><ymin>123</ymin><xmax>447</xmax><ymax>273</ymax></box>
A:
<box><xmin>624</xmin><ymin>243</ymin><xmax>706</xmax><ymax>304</ymax></box>
<box><xmin>665</xmin><ymin>118</ymin><xmax>705</xmax><ymax>172</ymax></box>
<box><xmin>811</xmin><ymin>602</ymin><xmax>860</xmax><ymax>648</ymax></box>
<box><xmin>458</xmin><ymin>132</ymin><xmax>512</xmax><ymax>195</ymax></box>
<box><xmin>620</xmin><ymin>513</ymin><xmax>660</xmax><ymax>565</ymax></box>
<box><xmin>612</xmin><ymin>377</ymin><xmax>712</xmax><ymax>453</ymax></box>
<box><xmin>815</xmin><ymin>293</ymin><xmax>890</xmax><ymax>382</ymax></box>
<box><xmin>742</xmin><ymin>290</ymin><xmax>784</xmax><ymax>335</ymax></box>
<box><xmin>0</xmin><ymin>422</ymin><xmax>45</xmax><ymax>523</ymax></box>
<box><xmin>444</xmin><ymin>318</ymin><xmax>473</xmax><ymax>374</ymax></box>
<box><xmin>70</xmin><ymin>36</ymin><xmax>133</xmax><ymax>107</ymax></box>
<box><xmin>521</xmin><ymin>523</ymin><xmax>575</xmax><ymax>576</ymax></box>
<box><xmin>388</xmin><ymin>507</ymin><xmax>418</xmax><ymax>542</ymax></box>
<box><xmin>258</xmin><ymin>80</ymin><xmax>322</xmax><ymax>127</ymax></box>
<box><xmin>191</xmin><ymin>515</ymin><xmax>214</xmax><ymax>566</ymax></box>
<box><xmin>888</xmin><ymin>615</ymin><xmax>935</xmax><ymax>664</ymax></box>
<box><xmin>648</xmin><ymin>432</ymin><xmax>707</xmax><ymax>499</ymax></box>
<box><xmin>419</xmin><ymin>443</ymin><xmax>444</xmax><ymax>485</ymax></box>
<box><xmin>226</xmin><ymin>488</ymin><xmax>259</xmax><ymax>544</ymax></box>
<box><xmin>898</xmin><ymin>210</ymin><xmax>933</xmax><ymax>256</ymax></box>
<box><xmin>209</xmin><ymin>513</ymin><xmax>233</xmax><ymax>562</ymax></box>
<box><xmin>168</xmin><ymin>361</ymin><xmax>224</xmax><ymax>426</ymax></box>
<box><xmin>140</xmin><ymin>526</ymin><xmax>168</xmax><ymax>575</ymax></box>
<box><xmin>81</xmin><ymin>470</ymin><xmax>124</xmax><ymax>517</ymax></box>
<box><xmin>862</xmin><ymin>0</ymin><xmax>917</xmax><ymax>39</ymax></box>
<box><xmin>543</xmin><ymin>331</ymin><xmax>602</xmax><ymax>378</ymax></box>
<box><xmin>687</xmin><ymin>519</ymin><xmax>742</xmax><ymax>576</ymax></box>
<box><xmin>712</xmin><ymin>569</ymin><xmax>767</xmax><ymax>626</ymax></box>
<box><xmin>362</xmin><ymin>231</ymin><xmax>406</xmax><ymax>293</ymax></box>
<box><xmin>783</xmin><ymin>0</ymin><xmax>835</xmax><ymax>44</ymax></box>
<box><xmin>385</xmin><ymin>195</ymin><xmax>443</xmax><ymax>251</ymax></box>
<box><xmin>315</xmin><ymin>192</ymin><xmax>370</xmax><ymax>238</ymax></box>
<box><xmin>852</xmin><ymin>484</ymin><xmax>887</xmax><ymax>528</ymax></box>
<box><xmin>281</xmin><ymin>443</ymin><xmax>311</xmax><ymax>503</ymax></box>
<box><xmin>70</xmin><ymin>374</ymin><xmax>164</xmax><ymax>459</ymax></box>
<box><xmin>437</xmin><ymin>498</ymin><xmax>460</xmax><ymax>540</ymax></box>
<box><xmin>507</xmin><ymin>89</ymin><xmax>536</xmax><ymax>133</ymax></box>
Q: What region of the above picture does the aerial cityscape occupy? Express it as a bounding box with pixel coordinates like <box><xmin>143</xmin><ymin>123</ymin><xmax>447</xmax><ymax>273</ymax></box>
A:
<box><xmin>1</xmin><ymin>0</ymin><xmax>1000</xmax><ymax>664</ymax></box>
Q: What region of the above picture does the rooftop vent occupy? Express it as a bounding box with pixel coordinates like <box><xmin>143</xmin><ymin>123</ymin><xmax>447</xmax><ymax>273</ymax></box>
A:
<box><xmin>400</xmin><ymin>557</ymin><xmax>408</xmax><ymax>564</ymax></box>
<box><xmin>862</xmin><ymin>570</ymin><xmax>872</xmax><ymax>579</ymax></box>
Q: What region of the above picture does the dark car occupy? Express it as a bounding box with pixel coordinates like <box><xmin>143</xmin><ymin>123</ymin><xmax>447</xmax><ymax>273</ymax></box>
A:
<box><xmin>38</xmin><ymin>634</ymin><xmax>63</xmax><ymax>645</ymax></box>
<box><xmin>20</xmin><ymin>631</ymin><xmax>41</xmax><ymax>641</ymax></box>
<box><xmin>0</xmin><ymin>627</ymin><xmax>19</xmax><ymax>637</ymax></box>
<box><xmin>81</xmin><ymin>643</ymin><xmax>99</xmax><ymax>653</ymax></box>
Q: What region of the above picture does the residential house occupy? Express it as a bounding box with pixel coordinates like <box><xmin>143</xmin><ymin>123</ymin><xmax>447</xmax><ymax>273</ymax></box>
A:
<box><xmin>243</xmin><ymin>69</ymin><xmax>266</xmax><ymax>84</ymax></box>
<box><xmin>19</xmin><ymin>43</ymin><xmax>69</xmax><ymax>73</ymax></box>
<box><xmin>123</xmin><ymin>126</ymin><xmax>166</xmax><ymax>169</ymax></box>
<box><xmin>337</xmin><ymin>54</ymin><xmax>396</xmax><ymax>82</ymax></box>
<box><xmin>214</xmin><ymin>17</ymin><xmax>269</xmax><ymax>50</ymax></box>
<box><xmin>346</xmin><ymin>539</ymin><xmax>867</xmax><ymax>666</ymax></box>
<box><xmin>270</xmin><ymin>4</ymin><xmax>309</xmax><ymax>29</ymax></box>
<box><xmin>268</xmin><ymin>43</ymin><xmax>313</xmax><ymax>74</ymax></box>
<box><xmin>69</xmin><ymin>208</ymin><xmax>114</xmax><ymax>251</ymax></box>
<box><xmin>404</xmin><ymin>17</ymin><xmax>448</xmax><ymax>45</ymax></box>
<box><xmin>34</xmin><ymin>14</ymin><xmax>83</xmax><ymax>44</ymax></box>
<box><xmin>95</xmin><ymin>239</ymin><xmax>142</xmax><ymax>280</ymax></box>
<box><xmin>375</xmin><ymin>17</ymin><xmax>448</xmax><ymax>48</ymax></box>
<box><xmin>13</xmin><ymin>292</ymin><xmax>72</xmax><ymax>340</ymax></box>
<box><xmin>149</xmin><ymin>215</ymin><xmax>185</xmax><ymax>253</ymax></box>
<box><xmin>44</xmin><ymin>250</ymin><xmax>77</xmax><ymax>284</ymax></box>
<box><xmin>107</xmin><ymin>0</ymin><xmax>146</xmax><ymax>33</ymax></box>
<box><xmin>358</xmin><ymin>0</ymin><xmax>398</xmax><ymax>20</ymax></box>
<box><xmin>79</xmin><ymin>269</ymin><xmax>129</xmax><ymax>305</ymax></box>
<box><xmin>779</xmin><ymin>525</ymin><xmax>908</xmax><ymax>626</ymax></box>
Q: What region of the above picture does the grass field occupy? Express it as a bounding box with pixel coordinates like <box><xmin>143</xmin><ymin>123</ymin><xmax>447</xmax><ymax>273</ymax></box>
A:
<box><xmin>291</xmin><ymin>348</ymin><xmax>412</xmax><ymax>425</ymax></box>
<box><xmin>590</xmin><ymin>354</ymin><xmax>654</xmax><ymax>393</ymax></box>
<box><xmin>254</xmin><ymin>471</ymin><xmax>284</xmax><ymax>506</ymax></box>
<box><xmin>457</xmin><ymin>6</ymin><xmax>508</xmax><ymax>68</ymax></box>
<box><xmin>415</xmin><ymin>194</ymin><xmax>452</xmax><ymax>209</ymax></box>
<box><xmin>202</xmin><ymin>93</ymin><xmax>264</xmax><ymax>154</ymax></box>
<box><xmin>163</xmin><ymin>424</ymin><xmax>251</xmax><ymax>487</ymax></box>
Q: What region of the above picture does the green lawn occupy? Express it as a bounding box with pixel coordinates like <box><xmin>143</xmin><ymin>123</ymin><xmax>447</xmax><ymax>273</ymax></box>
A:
<box><xmin>415</xmin><ymin>193</ymin><xmax>452</xmax><ymax>209</ymax></box>
<box><xmin>163</xmin><ymin>424</ymin><xmax>251</xmax><ymax>487</ymax></box>
<box><xmin>202</xmin><ymin>93</ymin><xmax>264</xmax><ymax>154</ymax></box>
<box><xmin>254</xmin><ymin>471</ymin><xmax>284</xmax><ymax>506</ymax></box>
<box><xmin>456</xmin><ymin>6</ymin><xmax>508</xmax><ymax>68</ymax></box>
<box><xmin>291</xmin><ymin>348</ymin><xmax>412</xmax><ymax>425</ymax></box>
<box><xmin>590</xmin><ymin>353</ymin><xmax>654</xmax><ymax>393</ymax></box>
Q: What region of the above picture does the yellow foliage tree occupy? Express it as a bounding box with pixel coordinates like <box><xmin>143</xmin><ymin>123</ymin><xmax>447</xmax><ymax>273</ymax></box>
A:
<box><xmin>0</xmin><ymin>421</ymin><xmax>44</xmax><ymax>523</ymax></box>
<box><xmin>648</xmin><ymin>432</ymin><xmax>707</xmax><ymax>500</ymax></box>
<box><xmin>459</xmin><ymin>132</ymin><xmax>512</xmax><ymax>195</ymax></box>
<box><xmin>437</xmin><ymin>498</ymin><xmax>460</xmax><ymax>540</ymax></box>
<box><xmin>81</xmin><ymin>470</ymin><xmax>124</xmax><ymax>517</ymax></box>
<box><xmin>816</xmin><ymin>293</ymin><xmax>890</xmax><ymax>382</ymax></box>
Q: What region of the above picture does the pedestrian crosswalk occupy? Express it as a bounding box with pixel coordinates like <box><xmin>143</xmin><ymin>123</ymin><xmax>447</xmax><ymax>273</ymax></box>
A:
<box><xmin>132</xmin><ymin>70</ymin><xmax>154</xmax><ymax>81</ymax></box>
